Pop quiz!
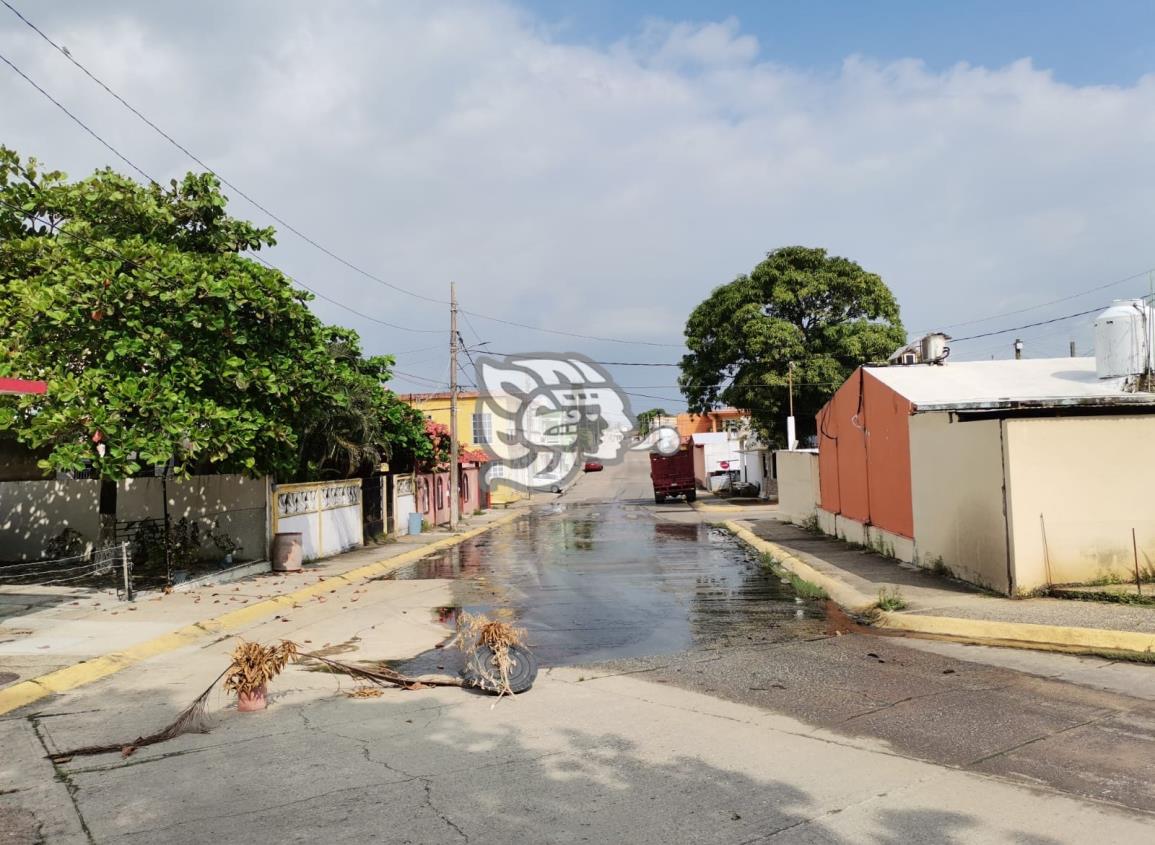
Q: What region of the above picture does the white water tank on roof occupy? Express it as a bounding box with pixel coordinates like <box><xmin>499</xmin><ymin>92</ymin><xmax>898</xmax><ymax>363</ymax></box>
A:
<box><xmin>1093</xmin><ymin>299</ymin><xmax>1150</xmax><ymax>378</ymax></box>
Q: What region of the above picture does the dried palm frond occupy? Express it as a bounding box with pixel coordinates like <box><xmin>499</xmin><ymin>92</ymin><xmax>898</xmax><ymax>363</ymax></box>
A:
<box><xmin>294</xmin><ymin>649</ymin><xmax>462</xmax><ymax>690</ymax></box>
<box><xmin>46</xmin><ymin>666</ymin><xmax>228</xmax><ymax>762</ymax></box>
<box><xmin>453</xmin><ymin>612</ymin><xmax>527</xmax><ymax>697</ymax></box>
<box><xmin>346</xmin><ymin>686</ymin><xmax>384</xmax><ymax>699</ymax></box>
<box><xmin>223</xmin><ymin>639</ymin><xmax>297</xmax><ymax>696</ymax></box>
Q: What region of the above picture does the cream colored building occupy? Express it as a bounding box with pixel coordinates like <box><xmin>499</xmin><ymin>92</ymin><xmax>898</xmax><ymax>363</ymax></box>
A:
<box><xmin>779</xmin><ymin>356</ymin><xmax>1155</xmax><ymax>595</ymax></box>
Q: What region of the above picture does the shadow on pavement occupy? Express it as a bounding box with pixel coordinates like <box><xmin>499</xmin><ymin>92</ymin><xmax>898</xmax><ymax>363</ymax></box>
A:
<box><xmin>11</xmin><ymin>677</ymin><xmax>1074</xmax><ymax>845</ymax></box>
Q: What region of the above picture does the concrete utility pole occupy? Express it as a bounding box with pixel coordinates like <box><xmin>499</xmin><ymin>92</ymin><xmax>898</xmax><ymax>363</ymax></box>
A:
<box><xmin>786</xmin><ymin>361</ymin><xmax>796</xmax><ymax>450</ymax></box>
<box><xmin>449</xmin><ymin>282</ymin><xmax>460</xmax><ymax>531</ymax></box>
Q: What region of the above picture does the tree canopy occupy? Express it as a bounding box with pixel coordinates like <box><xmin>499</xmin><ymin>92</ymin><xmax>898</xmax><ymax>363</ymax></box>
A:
<box><xmin>679</xmin><ymin>246</ymin><xmax>906</xmax><ymax>444</ymax></box>
<box><xmin>635</xmin><ymin>408</ymin><xmax>669</xmax><ymax>437</ymax></box>
<box><xmin>0</xmin><ymin>148</ymin><xmax>430</xmax><ymax>480</ymax></box>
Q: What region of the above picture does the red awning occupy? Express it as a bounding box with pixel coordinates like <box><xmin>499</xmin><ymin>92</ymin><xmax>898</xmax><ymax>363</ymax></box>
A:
<box><xmin>0</xmin><ymin>378</ymin><xmax>46</xmax><ymax>395</ymax></box>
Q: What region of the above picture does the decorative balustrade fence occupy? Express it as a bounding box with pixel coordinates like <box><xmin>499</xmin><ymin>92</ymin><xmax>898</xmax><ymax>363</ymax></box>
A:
<box><xmin>272</xmin><ymin>480</ymin><xmax>363</xmax><ymax>561</ymax></box>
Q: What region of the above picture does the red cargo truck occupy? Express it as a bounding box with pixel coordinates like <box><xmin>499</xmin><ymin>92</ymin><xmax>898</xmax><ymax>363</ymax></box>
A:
<box><xmin>649</xmin><ymin>445</ymin><xmax>696</xmax><ymax>504</ymax></box>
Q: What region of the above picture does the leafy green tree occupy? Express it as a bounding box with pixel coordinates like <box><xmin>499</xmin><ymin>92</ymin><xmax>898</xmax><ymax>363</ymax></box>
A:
<box><xmin>679</xmin><ymin>246</ymin><xmax>905</xmax><ymax>445</ymax></box>
<box><xmin>635</xmin><ymin>408</ymin><xmax>669</xmax><ymax>437</ymax></box>
<box><xmin>0</xmin><ymin>148</ymin><xmax>426</xmax><ymax>480</ymax></box>
<box><xmin>293</xmin><ymin>327</ymin><xmax>434</xmax><ymax>480</ymax></box>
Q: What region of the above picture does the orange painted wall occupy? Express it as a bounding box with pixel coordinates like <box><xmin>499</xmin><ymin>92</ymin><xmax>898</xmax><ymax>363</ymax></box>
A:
<box><xmin>816</xmin><ymin>368</ymin><xmax>914</xmax><ymax>538</ymax></box>
<box><xmin>675</xmin><ymin>408</ymin><xmax>744</xmax><ymax>438</ymax></box>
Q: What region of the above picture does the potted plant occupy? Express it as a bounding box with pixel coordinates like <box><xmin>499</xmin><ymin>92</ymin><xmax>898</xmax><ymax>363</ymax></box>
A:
<box><xmin>210</xmin><ymin>520</ymin><xmax>243</xmax><ymax>567</ymax></box>
<box><xmin>223</xmin><ymin>640</ymin><xmax>297</xmax><ymax>712</ymax></box>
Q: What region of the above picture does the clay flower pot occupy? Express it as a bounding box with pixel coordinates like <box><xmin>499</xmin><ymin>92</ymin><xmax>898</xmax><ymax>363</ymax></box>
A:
<box><xmin>236</xmin><ymin>683</ymin><xmax>268</xmax><ymax>712</ymax></box>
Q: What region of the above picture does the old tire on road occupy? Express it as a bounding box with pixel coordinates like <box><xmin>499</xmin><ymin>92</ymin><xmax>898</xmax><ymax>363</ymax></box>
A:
<box><xmin>463</xmin><ymin>644</ymin><xmax>538</xmax><ymax>694</ymax></box>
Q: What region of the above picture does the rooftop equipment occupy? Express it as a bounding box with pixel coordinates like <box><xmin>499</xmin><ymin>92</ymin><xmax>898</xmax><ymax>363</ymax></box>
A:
<box><xmin>1093</xmin><ymin>299</ymin><xmax>1152</xmax><ymax>379</ymax></box>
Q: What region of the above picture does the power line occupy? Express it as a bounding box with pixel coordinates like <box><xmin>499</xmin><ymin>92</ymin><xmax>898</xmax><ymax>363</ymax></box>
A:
<box><xmin>389</xmin><ymin>368</ymin><xmax>448</xmax><ymax>387</ymax></box>
<box><xmin>2</xmin><ymin>2</ymin><xmax>683</xmax><ymax>349</ymax></box>
<box><xmin>0</xmin><ymin>51</ymin><xmax>442</xmax><ymax>334</ymax></box>
<box><xmin>459</xmin><ymin>309</ymin><xmax>684</xmax><ymax>348</ymax></box>
<box><xmin>0</xmin><ymin>49</ymin><xmax>153</xmax><ymax>183</ymax></box>
<box><xmin>391</xmin><ymin>343</ymin><xmax>446</xmax><ymax>356</ymax></box>
<box><xmin>473</xmin><ymin>349</ymin><xmax>681</xmax><ymax>366</ymax></box>
<box><xmin>0</xmin><ymin>200</ymin><xmax>441</xmax><ymax>334</ymax></box>
<box><xmin>460</xmin><ymin>309</ymin><xmax>485</xmax><ymax>345</ymax></box>
<box><xmin>927</xmin><ymin>266</ymin><xmax>1155</xmax><ymax>334</ymax></box>
<box><xmin>244</xmin><ymin>253</ymin><xmax>439</xmax><ymax>333</ymax></box>
<box><xmin>0</xmin><ymin>0</ymin><xmax>441</xmax><ymax>305</ymax></box>
<box><xmin>951</xmin><ymin>304</ymin><xmax>1108</xmax><ymax>343</ymax></box>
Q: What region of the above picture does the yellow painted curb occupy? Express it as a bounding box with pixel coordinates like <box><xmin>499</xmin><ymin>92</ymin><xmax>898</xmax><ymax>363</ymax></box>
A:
<box><xmin>723</xmin><ymin>520</ymin><xmax>875</xmax><ymax>612</ymax></box>
<box><xmin>692</xmin><ymin>500</ymin><xmax>776</xmax><ymax>514</ymax></box>
<box><xmin>722</xmin><ymin>519</ymin><xmax>1155</xmax><ymax>658</ymax></box>
<box><xmin>875</xmin><ymin>611</ymin><xmax>1155</xmax><ymax>655</ymax></box>
<box><xmin>0</xmin><ymin>511</ymin><xmax>523</xmax><ymax>717</ymax></box>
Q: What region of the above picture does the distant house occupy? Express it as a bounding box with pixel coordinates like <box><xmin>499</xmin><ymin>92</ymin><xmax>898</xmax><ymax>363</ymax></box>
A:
<box><xmin>676</xmin><ymin>408</ymin><xmax>747</xmax><ymax>439</ymax></box>
<box><xmin>402</xmin><ymin>391</ymin><xmax>530</xmax><ymax>505</ymax></box>
<box><xmin>690</xmin><ymin>431</ymin><xmax>742</xmax><ymax>491</ymax></box>
<box><xmin>807</xmin><ymin>354</ymin><xmax>1155</xmax><ymax>594</ymax></box>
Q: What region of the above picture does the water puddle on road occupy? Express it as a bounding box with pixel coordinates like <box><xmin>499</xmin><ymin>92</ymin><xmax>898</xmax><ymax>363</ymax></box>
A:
<box><xmin>385</xmin><ymin>503</ymin><xmax>826</xmax><ymax>670</ymax></box>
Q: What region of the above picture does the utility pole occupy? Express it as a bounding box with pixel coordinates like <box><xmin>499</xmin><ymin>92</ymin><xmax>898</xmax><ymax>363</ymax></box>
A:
<box><xmin>1069</xmin><ymin>340</ymin><xmax>1077</xmax><ymax>358</ymax></box>
<box><xmin>449</xmin><ymin>282</ymin><xmax>460</xmax><ymax>531</ymax></box>
<box><xmin>786</xmin><ymin>361</ymin><xmax>796</xmax><ymax>450</ymax></box>
<box><xmin>1014</xmin><ymin>338</ymin><xmax>1023</xmax><ymax>360</ymax></box>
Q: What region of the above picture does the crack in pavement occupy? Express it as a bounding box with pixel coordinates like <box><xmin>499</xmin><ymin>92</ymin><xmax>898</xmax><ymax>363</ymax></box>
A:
<box><xmin>965</xmin><ymin>709</ymin><xmax>1120</xmax><ymax>768</ymax></box>
<box><xmin>422</xmin><ymin>779</ymin><xmax>470</xmax><ymax>843</ymax></box>
<box><xmin>28</xmin><ymin>715</ymin><xmax>94</xmax><ymax>845</ymax></box>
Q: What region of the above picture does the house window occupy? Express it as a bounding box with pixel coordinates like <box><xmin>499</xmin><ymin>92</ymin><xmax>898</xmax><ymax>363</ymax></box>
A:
<box><xmin>472</xmin><ymin>412</ymin><xmax>492</xmax><ymax>445</ymax></box>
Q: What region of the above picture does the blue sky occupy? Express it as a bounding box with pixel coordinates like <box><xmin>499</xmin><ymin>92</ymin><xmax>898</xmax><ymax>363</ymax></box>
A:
<box><xmin>529</xmin><ymin>0</ymin><xmax>1155</xmax><ymax>85</ymax></box>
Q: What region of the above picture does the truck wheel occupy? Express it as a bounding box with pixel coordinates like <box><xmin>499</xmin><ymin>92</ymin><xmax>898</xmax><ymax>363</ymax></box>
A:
<box><xmin>686</xmin><ymin>489</ymin><xmax>697</xmax><ymax>503</ymax></box>
<box><xmin>654</xmin><ymin>493</ymin><xmax>666</xmax><ymax>504</ymax></box>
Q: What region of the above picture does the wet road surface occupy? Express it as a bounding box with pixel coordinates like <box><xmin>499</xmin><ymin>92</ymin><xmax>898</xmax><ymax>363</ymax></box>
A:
<box><xmin>388</xmin><ymin>494</ymin><xmax>1155</xmax><ymax>815</ymax></box>
<box><xmin>387</xmin><ymin>501</ymin><xmax>826</xmax><ymax>670</ymax></box>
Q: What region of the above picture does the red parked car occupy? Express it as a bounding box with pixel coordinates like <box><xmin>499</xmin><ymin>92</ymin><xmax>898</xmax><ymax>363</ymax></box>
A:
<box><xmin>583</xmin><ymin>461</ymin><xmax>604</xmax><ymax>472</ymax></box>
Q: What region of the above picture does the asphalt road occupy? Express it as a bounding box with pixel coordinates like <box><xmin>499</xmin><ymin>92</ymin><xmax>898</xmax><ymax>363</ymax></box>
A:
<box><xmin>3</xmin><ymin>453</ymin><xmax>1155</xmax><ymax>843</ymax></box>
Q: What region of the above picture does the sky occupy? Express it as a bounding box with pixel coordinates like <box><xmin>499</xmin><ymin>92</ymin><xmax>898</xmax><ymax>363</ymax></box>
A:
<box><xmin>2</xmin><ymin>1</ymin><xmax>1155</xmax><ymax>412</ymax></box>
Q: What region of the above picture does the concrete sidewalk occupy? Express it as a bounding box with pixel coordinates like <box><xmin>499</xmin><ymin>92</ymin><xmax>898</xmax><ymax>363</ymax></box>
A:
<box><xmin>732</xmin><ymin>518</ymin><xmax>1155</xmax><ymax>657</ymax></box>
<box><xmin>0</xmin><ymin>507</ymin><xmax>525</xmax><ymax>713</ymax></box>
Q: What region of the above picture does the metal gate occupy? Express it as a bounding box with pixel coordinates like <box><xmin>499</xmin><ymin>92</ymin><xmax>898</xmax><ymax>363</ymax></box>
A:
<box><xmin>363</xmin><ymin>476</ymin><xmax>384</xmax><ymax>539</ymax></box>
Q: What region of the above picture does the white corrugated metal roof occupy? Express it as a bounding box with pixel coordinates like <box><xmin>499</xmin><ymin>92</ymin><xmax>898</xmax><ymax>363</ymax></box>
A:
<box><xmin>865</xmin><ymin>357</ymin><xmax>1155</xmax><ymax>411</ymax></box>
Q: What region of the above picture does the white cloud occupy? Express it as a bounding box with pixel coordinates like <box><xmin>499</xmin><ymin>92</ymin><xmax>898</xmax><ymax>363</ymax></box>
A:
<box><xmin>3</xmin><ymin>1</ymin><xmax>1155</xmax><ymax>396</ymax></box>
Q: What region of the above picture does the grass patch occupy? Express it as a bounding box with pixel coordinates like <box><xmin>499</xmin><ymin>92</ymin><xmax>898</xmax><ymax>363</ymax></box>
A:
<box><xmin>760</xmin><ymin>552</ymin><xmax>828</xmax><ymax>600</ymax></box>
<box><xmin>1050</xmin><ymin>588</ymin><xmax>1155</xmax><ymax>608</ymax></box>
<box><xmin>875</xmin><ymin>586</ymin><xmax>907</xmax><ymax>612</ymax></box>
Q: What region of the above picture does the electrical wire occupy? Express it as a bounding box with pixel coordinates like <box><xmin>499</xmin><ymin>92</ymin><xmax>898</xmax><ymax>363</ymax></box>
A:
<box><xmin>0</xmin><ymin>48</ymin><xmax>154</xmax><ymax>183</ymax></box>
<box><xmin>390</xmin><ymin>368</ymin><xmax>447</xmax><ymax>387</ymax></box>
<box><xmin>0</xmin><ymin>199</ymin><xmax>441</xmax><ymax>334</ymax></box>
<box><xmin>0</xmin><ymin>53</ymin><xmax>442</xmax><ymax>334</ymax></box>
<box><xmin>2</xmin><ymin>2</ymin><xmax>685</xmax><ymax>349</ymax></box>
<box><xmin>458</xmin><ymin>309</ymin><xmax>683</xmax><ymax>348</ymax></box>
<box><xmin>244</xmin><ymin>253</ymin><xmax>440</xmax><ymax>333</ymax></box>
<box><xmin>10</xmin><ymin>4</ymin><xmax>1151</xmax><ymax>357</ymax></box>
<box><xmin>920</xmin><ymin>266</ymin><xmax>1155</xmax><ymax>334</ymax></box>
<box><xmin>951</xmin><ymin>305</ymin><xmax>1108</xmax><ymax>343</ymax></box>
<box><xmin>12</xmin><ymin>6</ymin><xmax>1147</xmax><ymax>364</ymax></box>
<box><xmin>472</xmin><ymin>349</ymin><xmax>681</xmax><ymax>366</ymax></box>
